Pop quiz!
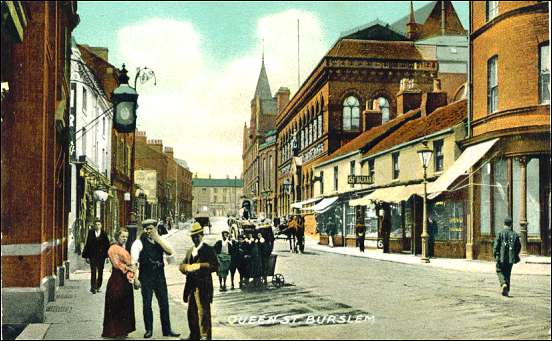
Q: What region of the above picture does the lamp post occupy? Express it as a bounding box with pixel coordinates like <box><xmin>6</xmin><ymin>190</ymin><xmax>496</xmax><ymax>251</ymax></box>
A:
<box><xmin>112</xmin><ymin>64</ymin><xmax>156</xmax><ymax>225</ymax></box>
<box><xmin>417</xmin><ymin>141</ymin><xmax>433</xmax><ymax>263</ymax></box>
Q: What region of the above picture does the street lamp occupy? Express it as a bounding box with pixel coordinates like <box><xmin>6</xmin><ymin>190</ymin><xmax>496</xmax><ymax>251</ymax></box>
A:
<box><xmin>417</xmin><ymin>141</ymin><xmax>433</xmax><ymax>263</ymax></box>
<box><xmin>112</xmin><ymin>64</ymin><xmax>138</xmax><ymax>133</ymax></box>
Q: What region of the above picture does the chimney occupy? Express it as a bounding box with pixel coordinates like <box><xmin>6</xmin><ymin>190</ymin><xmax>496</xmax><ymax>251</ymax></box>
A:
<box><xmin>361</xmin><ymin>100</ymin><xmax>382</xmax><ymax>132</ymax></box>
<box><xmin>135</xmin><ymin>131</ymin><xmax>147</xmax><ymax>144</ymax></box>
<box><xmin>396</xmin><ymin>78</ymin><xmax>422</xmax><ymax>115</ymax></box>
<box><xmin>421</xmin><ymin>80</ymin><xmax>448</xmax><ymax>116</ymax></box>
<box><xmin>147</xmin><ymin>139</ymin><xmax>163</xmax><ymax>154</ymax></box>
<box><xmin>209</xmin><ymin>174</ymin><xmax>212</xmax><ymax>179</ymax></box>
<box><xmin>164</xmin><ymin>146</ymin><xmax>174</xmax><ymax>159</ymax></box>
<box><xmin>276</xmin><ymin>87</ymin><xmax>291</xmax><ymax>114</ymax></box>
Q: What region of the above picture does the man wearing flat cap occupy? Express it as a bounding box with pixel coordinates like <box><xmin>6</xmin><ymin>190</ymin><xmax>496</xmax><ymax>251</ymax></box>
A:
<box><xmin>180</xmin><ymin>223</ymin><xmax>219</xmax><ymax>340</ymax></box>
<box><xmin>493</xmin><ymin>217</ymin><xmax>521</xmax><ymax>297</ymax></box>
<box><xmin>131</xmin><ymin>218</ymin><xmax>180</xmax><ymax>338</ymax></box>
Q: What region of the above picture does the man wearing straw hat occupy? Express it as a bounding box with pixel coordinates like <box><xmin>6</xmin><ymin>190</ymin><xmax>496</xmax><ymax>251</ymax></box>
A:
<box><xmin>180</xmin><ymin>222</ymin><xmax>219</xmax><ymax>340</ymax></box>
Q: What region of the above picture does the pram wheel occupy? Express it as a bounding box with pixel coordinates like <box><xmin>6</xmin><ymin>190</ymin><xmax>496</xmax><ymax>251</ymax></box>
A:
<box><xmin>272</xmin><ymin>273</ymin><xmax>284</xmax><ymax>288</ymax></box>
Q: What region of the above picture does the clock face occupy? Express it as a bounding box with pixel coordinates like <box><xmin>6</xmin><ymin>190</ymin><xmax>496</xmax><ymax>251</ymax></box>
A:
<box><xmin>117</xmin><ymin>102</ymin><xmax>133</xmax><ymax>124</ymax></box>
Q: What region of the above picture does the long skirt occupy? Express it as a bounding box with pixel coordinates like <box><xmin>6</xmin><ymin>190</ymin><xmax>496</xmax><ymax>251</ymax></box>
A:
<box><xmin>217</xmin><ymin>253</ymin><xmax>231</xmax><ymax>278</ymax></box>
<box><xmin>102</xmin><ymin>268</ymin><xmax>136</xmax><ymax>337</ymax></box>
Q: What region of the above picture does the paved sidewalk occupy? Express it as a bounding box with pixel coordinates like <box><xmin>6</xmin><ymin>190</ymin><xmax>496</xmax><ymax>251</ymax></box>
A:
<box><xmin>17</xmin><ymin>229</ymin><xmax>247</xmax><ymax>340</ymax></box>
<box><xmin>305</xmin><ymin>236</ymin><xmax>551</xmax><ymax>276</ymax></box>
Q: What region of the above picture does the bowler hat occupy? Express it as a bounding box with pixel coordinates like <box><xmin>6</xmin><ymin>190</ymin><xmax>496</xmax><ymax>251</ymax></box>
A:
<box><xmin>190</xmin><ymin>222</ymin><xmax>204</xmax><ymax>236</ymax></box>
<box><xmin>504</xmin><ymin>217</ymin><xmax>513</xmax><ymax>226</ymax></box>
<box><xmin>142</xmin><ymin>219</ymin><xmax>157</xmax><ymax>228</ymax></box>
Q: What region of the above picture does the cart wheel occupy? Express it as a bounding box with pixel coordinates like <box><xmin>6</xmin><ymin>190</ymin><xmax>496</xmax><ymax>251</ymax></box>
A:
<box><xmin>272</xmin><ymin>274</ymin><xmax>285</xmax><ymax>288</ymax></box>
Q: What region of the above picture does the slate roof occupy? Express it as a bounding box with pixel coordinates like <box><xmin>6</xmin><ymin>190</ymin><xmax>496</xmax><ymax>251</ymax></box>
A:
<box><xmin>390</xmin><ymin>1</ymin><xmax>438</xmax><ymax>36</ymax></box>
<box><xmin>339</xmin><ymin>19</ymin><xmax>408</xmax><ymax>41</ymax></box>
<box><xmin>315</xmin><ymin>108</ymin><xmax>421</xmax><ymax>167</ymax></box>
<box><xmin>254</xmin><ymin>59</ymin><xmax>272</xmax><ymax>101</ymax></box>
<box><xmin>363</xmin><ymin>99</ymin><xmax>467</xmax><ymax>158</ymax></box>
<box><xmin>192</xmin><ymin>178</ymin><xmax>244</xmax><ymax>188</ymax></box>
<box><xmin>327</xmin><ymin>39</ymin><xmax>426</xmax><ymax>61</ymax></box>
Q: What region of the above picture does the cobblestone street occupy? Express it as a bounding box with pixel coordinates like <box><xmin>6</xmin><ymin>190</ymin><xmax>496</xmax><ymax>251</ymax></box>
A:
<box><xmin>31</xmin><ymin>218</ymin><xmax>551</xmax><ymax>340</ymax></box>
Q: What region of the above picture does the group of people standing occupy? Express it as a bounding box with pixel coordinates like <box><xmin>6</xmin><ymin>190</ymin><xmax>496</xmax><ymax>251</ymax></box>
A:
<box><xmin>213</xmin><ymin>221</ymin><xmax>275</xmax><ymax>290</ymax></box>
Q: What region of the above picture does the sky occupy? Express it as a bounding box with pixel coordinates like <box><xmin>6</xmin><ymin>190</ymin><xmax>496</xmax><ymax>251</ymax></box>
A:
<box><xmin>74</xmin><ymin>1</ymin><xmax>469</xmax><ymax>178</ymax></box>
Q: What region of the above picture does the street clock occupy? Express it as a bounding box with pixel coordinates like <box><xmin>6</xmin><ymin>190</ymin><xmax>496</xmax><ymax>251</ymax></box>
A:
<box><xmin>112</xmin><ymin>64</ymin><xmax>138</xmax><ymax>133</ymax></box>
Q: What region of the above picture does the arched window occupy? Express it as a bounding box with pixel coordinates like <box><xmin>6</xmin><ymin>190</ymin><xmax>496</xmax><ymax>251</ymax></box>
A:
<box><xmin>342</xmin><ymin>96</ymin><xmax>360</xmax><ymax>131</ymax></box>
<box><xmin>378</xmin><ymin>97</ymin><xmax>390</xmax><ymax>123</ymax></box>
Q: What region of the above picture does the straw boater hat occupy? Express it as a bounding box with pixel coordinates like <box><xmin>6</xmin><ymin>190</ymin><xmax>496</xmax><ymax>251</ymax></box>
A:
<box><xmin>190</xmin><ymin>222</ymin><xmax>204</xmax><ymax>236</ymax></box>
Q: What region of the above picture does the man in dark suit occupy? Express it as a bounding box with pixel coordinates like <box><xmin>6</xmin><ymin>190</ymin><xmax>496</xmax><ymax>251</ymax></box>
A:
<box><xmin>180</xmin><ymin>223</ymin><xmax>219</xmax><ymax>340</ymax></box>
<box><xmin>493</xmin><ymin>217</ymin><xmax>522</xmax><ymax>296</ymax></box>
<box><xmin>131</xmin><ymin>219</ymin><xmax>180</xmax><ymax>339</ymax></box>
<box><xmin>82</xmin><ymin>218</ymin><xmax>110</xmax><ymax>294</ymax></box>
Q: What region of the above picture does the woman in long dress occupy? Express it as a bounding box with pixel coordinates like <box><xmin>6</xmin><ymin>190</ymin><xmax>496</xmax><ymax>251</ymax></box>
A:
<box><xmin>102</xmin><ymin>229</ymin><xmax>137</xmax><ymax>338</ymax></box>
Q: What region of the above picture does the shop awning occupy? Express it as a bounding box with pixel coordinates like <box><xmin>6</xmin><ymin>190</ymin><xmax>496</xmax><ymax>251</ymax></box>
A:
<box><xmin>349</xmin><ymin>184</ymin><xmax>428</xmax><ymax>206</ymax></box>
<box><xmin>290</xmin><ymin>197</ymin><xmax>322</xmax><ymax>209</ymax></box>
<box><xmin>428</xmin><ymin>138</ymin><xmax>499</xmax><ymax>195</ymax></box>
<box><xmin>312</xmin><ymin>197</ymin><xmax>339</xmax><ymax>213</ymax></box>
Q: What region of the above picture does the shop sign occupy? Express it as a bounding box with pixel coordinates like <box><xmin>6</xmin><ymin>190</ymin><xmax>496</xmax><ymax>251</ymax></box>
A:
<box><xmin>347</xmin><ymin>175</ymin><xmax>373</xmax><ymax>185</ymax></box>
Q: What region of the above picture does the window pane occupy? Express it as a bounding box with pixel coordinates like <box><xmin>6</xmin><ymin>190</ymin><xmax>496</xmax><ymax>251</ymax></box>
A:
<box><xmin>480</xmin><ymin>163</ymin><xmax>491</xmax><ymax>235</ymax></box>
<box><xmin>429</xmin><ymin>199</ymin><xmax>464</xmax><ymax>240</ymax></box>
<box><xmin>540</xmin><ymin>44</ymin><xmax>550</xmax><ymax>104</ymax></box>
<box><xmin>527</xmin><ymin>158</ymin><xmax>540</xmax><ymax>236</ymax></box>
<box><xmin>352</xmin><ymin>107</ymin><xmax>360</xmax><ymax>129</ymax></box>
<box><xmin>493</xmin><ymin>159</ymin><xmax>509</xmax><ymax>233</ymax></box>
<box><xmin>389</xmin><ymin>203</ymin><xmax>403</xmax><ymax>238</ymax></box>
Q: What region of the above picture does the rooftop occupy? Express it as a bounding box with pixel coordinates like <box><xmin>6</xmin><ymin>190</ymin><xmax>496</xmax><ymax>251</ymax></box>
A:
<box><xmin>192</xmin><ymin>178</ymin><xmax>244</xmax><ymax>188</ymax></box>
<box><xmin>363</xmin><ymin>99</ymin><xmax>467</xmax><ymax>158</ymax></box>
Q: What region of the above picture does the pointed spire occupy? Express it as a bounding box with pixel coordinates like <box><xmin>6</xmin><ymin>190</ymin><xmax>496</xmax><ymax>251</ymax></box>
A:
<box><xmin>254</xmin><ymin>50</ymin><xmax>272</xmax><ymax>100</ymax></box>
<box><xmin>409</xmin><ymin>1</ymin><xmax>416</xmax><ymax>24</ymax></box>
<box><xmin>406</xmin><ymin>1</ymin><xmax>419</xmax><ymax>40</ymax></box>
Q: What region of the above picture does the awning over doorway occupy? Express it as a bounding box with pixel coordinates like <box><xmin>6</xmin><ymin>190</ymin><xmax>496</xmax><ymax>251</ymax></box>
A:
<box><xmin>428</xmin><ymin>138</ymin><xmax>499</xmax><ymax>195</ymax></box>
<box><xmin>312</xmin><ymin>197</ymin><xmax>339</xmax><ymax>213</ymax></box>
<box><xmin>290</xmin><ymin>197</ymin><xmax>321</xmax><ymax>209</ymax></box>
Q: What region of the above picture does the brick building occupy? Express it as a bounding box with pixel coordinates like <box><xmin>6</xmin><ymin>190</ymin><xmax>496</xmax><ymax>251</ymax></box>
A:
<box><xmin>134</xmin><ymin>132</ymin><xmax>192</xmax><ymax>222</ymax></box>
<box><xmin>1</xmin><ymin>1</ymin><xmax>79</xmax><ymax>323</ymax></box>
<box><xmin>74</xmin><ymin>43</ymin><xmax>135</xmax><ymax>235</ymax></box>
<box><xmin>242</xmin><ymin>57</ymin><xmax>279</xmax><ymax>216</ymax></box>
<box><xmin>192</xmin><ymin>176</ymin><xmax>244</xmax><ymax>217</ymax></box>
<box><xmin>466</xmin><ymin>1</ymin><xmax>550</xmax><ymax>259</ymax></box>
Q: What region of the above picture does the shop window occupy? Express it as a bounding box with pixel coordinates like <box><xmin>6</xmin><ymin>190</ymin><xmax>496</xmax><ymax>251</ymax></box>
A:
<box><xmin>480</xmin><ymin>163</ymin><xmax>491</xmax><ymax>235</ymax></box>
<box><xmin>433</xmin><ymin>140</ymin><xmax>444</xmax><ymax>172</ymax></box>
<box><xmin>429</xmin><ymin>199</ymin><xmax>464</xmax><ymax>240</ymax></box>
<box><xmin>539</xmin><ymin>43</ymin><xmax>550</xmax><ymax>104</ymax></box>
<box><xmin>392</xmin><ymin>152</ymin><xmax>400</xmax><ymax>180</ymax></box>
<box><xmin>342</xmin><ymin>96</ymin><xmax>360</xmax><ymax>131</ymax></box>
<box><xmin>487</xmin><ymin>56</ymin><xmax>498</xmax><ymax>114</ymax></box>
<box><xmin>364</xmin><ymin>207</ymin><xmax>379</xmax><ymax>237</ymax></box>
<box><xmin>345</xmin><ymin>203</ymin><xmax>356</xmax><ymax>236</ymax></box>
<box><xmin>513</xmin><ymin>158</ymin><xmax>541</xmax><ymax>237</ymax></box>
<box><xmin>493</xmin><ymin>158</ymin><xmax>509</xmax><ymax>234</ymax></box>
<box><xmin>486</xmin><ymin>1</ymin><xmax>499</xmax><ymax>21</ymax></box>
<box><xmin>389</xmin><ymin>203</ymin><xmax>403</xmax><ymax>238</ymax></box>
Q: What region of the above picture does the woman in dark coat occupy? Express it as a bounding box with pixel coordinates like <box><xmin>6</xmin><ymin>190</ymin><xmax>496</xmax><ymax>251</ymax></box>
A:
<box><xmin>102</xmin><ymin>229</ymin><xmax>137</xmax><ymax>338</ymax></box>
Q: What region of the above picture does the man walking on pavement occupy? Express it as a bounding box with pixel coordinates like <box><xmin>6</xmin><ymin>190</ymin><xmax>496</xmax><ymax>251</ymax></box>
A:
<box><xmin>493</xmin><ymin>217</ymin><xmax>521</xmax><ymax>297</ymax></box>
<box><xmin>180</xmin><ymin>222</ymin><xmax>219</xmax><ymax>340</ymax></box>
<box><xmin>82</xmin><ymin>218</ymin><xmax>110</xmax><ymax>294</ymax></box>
<box><xmin>131</xmin><ymin>218</ymin><xmax>180</xmax><ymax>339</ymax></box>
